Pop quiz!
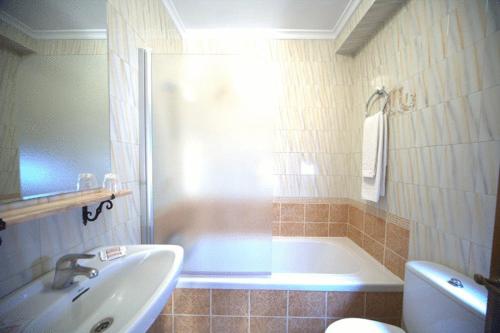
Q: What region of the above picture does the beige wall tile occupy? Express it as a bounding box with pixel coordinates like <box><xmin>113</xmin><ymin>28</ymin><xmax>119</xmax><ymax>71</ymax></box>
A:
<box><xmin>362</xmin><ymin>236</ymin><xmax>384</xmax><ymax>264</ymax></box>
<box><xmin>365</xmin><ymin>292</ymin><xmax>403</xmax><ymax>318</ymax></box>
<box><xmin>174</xmin><ymin>288</ymin><xmax>210</xmax><ymax>315</ymax></box>
<box><xmin>148</xmin><ymin>315</ymin><xmax>172</xmax><ymax>333</ymax></box>
<box><xmin>384</xmin><ymin>249</ymin><xmax>406</xmax><ymax>279</ymax></box>
<box><xmin>174</xmin><ymin>315</ymin><xmax>210</xmax><ymax>333</ymax></box>
<box><xmin>347</xmin><ymin>225</ymin><xmax>363</xmax><ymax>247</ymax></box>
<box><xmin>288</xmin><ymin>318</ymin><xmax>325</xmax><ymax>333</ymax></box>
<box><xmin>212</xmin><ymin>316</ymin><xmax>248</xmax><ymax>333</ymax></box>
<box><xmin>305</xmin><ymin>223</ymin><xmax>329</xmax><ymax>237</ymax></box>
<box><xmin>212</xmin><ymin>289</ymin><xmax>249</xmax><ymax>316</ymax></box>
<box><xmin>273</xmin><ymin>203</ymin><xmax>281</xmax><ymax>221</ymax></box>
<box><xmin>272</xmin><ymin>223</ymin><xmax>280</xmax><ymax>236</ymax></box>
<box><xmin>330</xmin><ymin>204</ymin><xmax>348</xmax><ymax>222</ymax></box>
<box><xmin>250</xmin><ymin>317</ymin><xmax>286</xmax><ymax>333</ymax></box>
<box><xmin>280</xmin><ymin>223</ymin><xmax>305</xmax><ymax>236</ymax></box>
<box><xmin>327</xmin><ymin>292</ymin><xmax>365</xmax><ymax>317</ymax></box>
<box><xmin>288</xmin><ymin>291</ymin><xmax>326</xmax><ymax>317</ymax></box>
<box><xmin>305</xmin><ymin>203</ymin><xmax>329</xmax><ymax>222</ymax></box>
<box><xmin>328</xmin><ymin>223</ymin><xmax>347</xmax><ymax>237</ymax></box>
<box><xmin>386</xmin><ymin>223</ymin><xmax>410</xmax><ymax>259</ymax></box>
<box><xmin>364</xmin><ymin>214</ymin><xmax>386</xmax><ymax>244</ymax></box>
<box><xmin>343</xmin><ymin>0</ymin><xmax>499</xmax><ymax>278</ymax></box>
<box><xmin>281</xmin><ymin>203</ymin><xmax>305</xmax><ymax>221</ymax></box>
<box><xmin>250</xmin><ymin>290</ymin><xmax>287</xmax><ymax>316</ymax></box>
<box><xmin>348</xmin><ymin>207</ymin><xmax>364</xmax><ymax>231</ymax></box>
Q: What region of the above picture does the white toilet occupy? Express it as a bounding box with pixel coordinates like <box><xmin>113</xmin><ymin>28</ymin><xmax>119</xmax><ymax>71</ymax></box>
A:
<box><xmin>326</xmin><ymin>261</ymin><xmax>487</xmax><ymax>333</ymax></box>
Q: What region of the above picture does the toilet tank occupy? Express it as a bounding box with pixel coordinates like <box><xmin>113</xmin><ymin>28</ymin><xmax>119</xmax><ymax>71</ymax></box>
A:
<box><xmin>403</xmin><ymin>261</ymin><xmax>487</xmax><ymax>333</ymax></box>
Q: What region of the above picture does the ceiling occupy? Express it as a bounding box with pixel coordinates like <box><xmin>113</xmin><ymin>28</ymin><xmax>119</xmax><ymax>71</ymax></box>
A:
<box><xmin>166</xmin><ymin>0</ymin><xmax>361</xmax><ymax>39</ymax></box>
<box><xmin>0</xmin><ymin>0</ymin><xmax>360</xmax><ymax>40</ymax></box>
<box><xmin>0</xmin><ymin>0</ymin><xmax>106</xmax><ymax>39</ymax></box>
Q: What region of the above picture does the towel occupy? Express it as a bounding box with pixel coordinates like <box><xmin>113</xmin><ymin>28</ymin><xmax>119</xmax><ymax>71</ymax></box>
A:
<box><xmin>361</xmin><ymin>112</ymin><xmax>381</xmax><ymax>177</ymax></box>
<box><xmin>361</xmin><ymin>113</ymin><xmax>387</xmax><ymax>202</ymax></box>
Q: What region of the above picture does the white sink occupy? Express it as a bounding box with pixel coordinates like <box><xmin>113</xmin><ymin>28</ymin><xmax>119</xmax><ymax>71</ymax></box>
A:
<box><xmin>0</xmin><ymin>245</ymin><xmax>183</xmax><ymax>333</ymax></box>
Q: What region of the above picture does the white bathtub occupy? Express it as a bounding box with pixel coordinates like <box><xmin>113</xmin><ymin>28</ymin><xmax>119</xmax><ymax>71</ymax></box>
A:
<box><xmin>177</xmin><ymin>237</ymin><xmax>403</xmax><ymax>292</ymax></box>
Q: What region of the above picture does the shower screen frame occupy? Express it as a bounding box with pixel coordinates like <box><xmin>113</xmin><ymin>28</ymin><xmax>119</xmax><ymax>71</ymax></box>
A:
<box><xmin>139</xmin><ymin>48</ymin><xmax>153</xmax><ymax>245</ymax></box>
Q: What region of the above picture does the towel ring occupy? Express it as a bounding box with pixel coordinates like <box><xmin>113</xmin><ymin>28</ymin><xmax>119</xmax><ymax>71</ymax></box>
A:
<box><xmin>365</xmin><ymin>87</ymin><xmax>390</xmax><ymax>117</ymax></box>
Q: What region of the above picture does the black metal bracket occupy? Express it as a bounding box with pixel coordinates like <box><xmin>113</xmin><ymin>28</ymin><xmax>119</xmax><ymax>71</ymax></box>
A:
<box><xmin>0</xmin><ymin>218</ymin><xmax>5</xmax><ymax>246</ymax></box>
<box><xmin>82</xmin><ymin>194</ymin><xmax>116</xmax><ymax>226</ymax></box>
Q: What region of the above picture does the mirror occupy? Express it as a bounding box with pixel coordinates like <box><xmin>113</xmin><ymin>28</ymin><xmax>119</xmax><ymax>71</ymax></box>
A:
<box><xmin>0</xmin><ymin>0</ymin><xmax>109</xmax><ymax>203</ymax></box>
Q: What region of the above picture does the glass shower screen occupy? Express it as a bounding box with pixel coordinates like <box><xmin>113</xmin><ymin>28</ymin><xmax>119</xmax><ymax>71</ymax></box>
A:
<box><xmin>151</xmin><ymin>55</ymin><xmax>274</xmax><ymax>274</ymax></box>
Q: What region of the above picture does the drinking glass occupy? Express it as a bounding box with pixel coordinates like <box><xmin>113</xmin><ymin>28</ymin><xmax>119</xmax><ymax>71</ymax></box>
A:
<box><xmin>77</xmin><ymin>173</ymin><xmax>98</xmax><ymax>191</ymax></box>
<box><xmin>102</xmin><ymin>173</ymin><xmax>120</xmax><ymax>192</ymax></box>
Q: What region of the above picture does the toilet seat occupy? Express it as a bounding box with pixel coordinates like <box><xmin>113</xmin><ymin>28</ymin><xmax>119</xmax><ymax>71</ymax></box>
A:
<box><xmin>326</xmin><ymin>318</ymin><xmax>405</xmax><ymax>333</ymax></box>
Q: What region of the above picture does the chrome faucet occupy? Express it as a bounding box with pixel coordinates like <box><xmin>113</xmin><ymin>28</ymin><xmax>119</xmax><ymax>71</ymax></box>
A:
<box><xmin>52</xmin><ymin>253</ymin><xmax>99</xmax><ymax>289</ymax></box>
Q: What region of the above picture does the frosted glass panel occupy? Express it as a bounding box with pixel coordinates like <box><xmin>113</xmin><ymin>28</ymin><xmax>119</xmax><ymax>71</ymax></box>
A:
<box><xmin>152</xmin><ymin>55</ymin><xmax>274</xmax><ymax>274</ymax></box>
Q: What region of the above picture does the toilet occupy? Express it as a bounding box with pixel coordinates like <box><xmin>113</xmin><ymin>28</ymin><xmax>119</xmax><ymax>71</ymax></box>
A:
<box><xmin>326</xmin><ymin>261</ymin><xmax>487</xmax><ymax>333</ymax></box>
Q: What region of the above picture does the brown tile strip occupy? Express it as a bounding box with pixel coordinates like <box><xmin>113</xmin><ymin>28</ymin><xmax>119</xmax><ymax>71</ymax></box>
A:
<box><xmin>288</xmin><ymin>291</ymin><xmax>326</xmax><ymax>317</ymax></box>
<box><xmin>328</xmin><ymin>223</ymin><xmax>347</xmax><ymax>237</ymax></box>
<box><xmin>150</xmin><ymin>290</ymin><xmax>404</xmax><ymax>333</ymax></box>
<box><xmin>327</xmin><ymin>292</ymin><xmax>365</xmax><ymax>317</ymax></box>
<box><xmin>281</xmin><ymin>203</ymin><xmax>305</xmax><ymax>222</ymax></box>
<box><xmin>273</xmin><ymin>198</ymin><xmax>410</xmax><ymax>279</ymax></box>
<box><xmin>348</xmin><ymin>206</ymin><xmax>364</xmax><ymax>231</ymax></box>
<box><xmin>305</xmin><ymin>203</ymin><xmax>329</xmax><ymax>222</ymax></box>
<box><xmin>250</xmin><ymin>290</ymin><xmax>287</xmax><ymax>316</ymax></box>
<box><xmin>364</xmin><ymin>214</ymin><xmax>386</xmax><ymax>244</ymax></box>
<box><xmin>330</xmin><ymin>204</ymin><xmax>348</xmax><ymax>222</ymax></box>
<box><xmin>212</xmin><ymin>289</ymin><xmax>249</xmax><ymax>316</ymax></box>
<box><xmin>174</xmin><ymin>288</ymin><xmax>210</xmax><ymax>315</ymax></box>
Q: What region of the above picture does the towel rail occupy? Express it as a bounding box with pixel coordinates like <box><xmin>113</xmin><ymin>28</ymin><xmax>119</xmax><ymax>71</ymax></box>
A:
<box><xmin>365</xmin><ymin>87</ymin><xmax>390</xmax><ymax>117</ymax></box>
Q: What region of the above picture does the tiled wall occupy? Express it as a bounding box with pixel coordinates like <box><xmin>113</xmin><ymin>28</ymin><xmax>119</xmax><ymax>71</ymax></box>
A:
<box><xmin>149</xmin><ymin>289</ymin><xmax>403</xmax><ymax>333</ymax></box>
<box><xmin>344</xmin><ymin>0</ymin><xmax>500</xmax><ymax>278</ymax></box>
<box><xmin>271</xmin><ymin>198</ymin><xmax>410</xmax><ymax>279</ymax></box>
<box><xmin>272</xmin><ymin>200</ymin><xmax>348</xmax><ymax>238</ymax></box>
<box><xmin>175</xmin><ymin>0</ymin><xmax>500</xmax><ymax>280</ymax></box>
<box><xmin>1</xmin><ymin>0</ymin><xmax>497</xmax><ymax>305</ymax></box>
<box><xmin>0</xmin><ymin>25</ymin><xmax>126</xmax><ymax>297</ymax></box>
<box><xmin>176</xmin><ymin>37</ymin><xmax>354</xmax><ymax>199</ymax></box>
<box><xmin>346</xmin><ymin>203</ymin><xmax>410</xmax><ymax>279</ymax></box>
<box><xmin>269</xmin><ymin>41</ymin><xmax>353</xmax><ymax>198</ymax></box>
<box><xmin>0</xmin><ymin>0</ymin><xmax>182</xmax><ymax>298</ymax></box>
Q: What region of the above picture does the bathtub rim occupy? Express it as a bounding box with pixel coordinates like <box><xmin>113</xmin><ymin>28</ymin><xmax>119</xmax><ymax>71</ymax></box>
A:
<box><xmin>176</xmin><ymin>236</ymin><xmax>404</xmax><ymax>292</ymax></box>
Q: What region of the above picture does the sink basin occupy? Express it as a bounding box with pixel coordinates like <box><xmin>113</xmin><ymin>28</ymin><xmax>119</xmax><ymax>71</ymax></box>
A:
<box><xmin>0</xmin><ymin>245</ymin><xmax>183</xmax><ymax>333</ymax></box>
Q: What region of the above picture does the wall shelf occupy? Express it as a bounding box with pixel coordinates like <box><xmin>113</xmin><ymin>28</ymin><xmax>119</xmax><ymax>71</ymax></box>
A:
<box><xmin>0</xmin><ymin>190</ymin><xmax>132</xmax><ymax>244</ymax></box>
<box><xmin>335</xmin><ymin>0</ymin><xmax>406</xmax><ymax>56</ymax></box>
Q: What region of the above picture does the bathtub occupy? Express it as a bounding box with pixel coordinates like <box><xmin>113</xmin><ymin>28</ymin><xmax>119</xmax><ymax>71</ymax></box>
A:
<box><xmin>177</xmin><ymin>237</ymin><xmax>403</xmax><ymax>292</ymax></box>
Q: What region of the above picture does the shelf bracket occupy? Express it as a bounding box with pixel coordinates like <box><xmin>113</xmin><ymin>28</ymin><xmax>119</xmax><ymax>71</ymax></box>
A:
<box><xmin>0</xmin><ymin>218</ymin><xmax>5</xmax><ymax>246</ymax></box>
<box><xmin>82</xmin><ymin>194</ymin><xmax>116</xmax><ymax>226</ymax></box>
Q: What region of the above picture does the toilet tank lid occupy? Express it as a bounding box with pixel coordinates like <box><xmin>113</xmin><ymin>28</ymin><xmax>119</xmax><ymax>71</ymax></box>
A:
<box><xmin>406</xmin><ymin>261</ymin><xmax>487</xmax><ymax>318</ymax></box>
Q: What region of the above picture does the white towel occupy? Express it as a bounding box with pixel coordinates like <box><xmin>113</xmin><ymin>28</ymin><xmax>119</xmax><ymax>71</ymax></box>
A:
<box><xmin>361</xmin><ymin>112</ymin><xmax>381</xmax><ymax>178</ymax></box>
<box><xmin>361</xmin><ymin>113</ymin><xmax>387</xmax><ymax>202</ymax></box>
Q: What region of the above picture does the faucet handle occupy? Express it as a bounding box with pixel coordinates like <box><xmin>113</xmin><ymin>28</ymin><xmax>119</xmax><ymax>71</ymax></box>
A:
<box><xmin>56</xmin><ymin>253</ymin><xmax>95</xmax><ymax>269</ymax></box>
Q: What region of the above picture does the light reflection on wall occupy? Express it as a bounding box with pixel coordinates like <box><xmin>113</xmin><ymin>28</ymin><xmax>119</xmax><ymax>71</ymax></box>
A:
<box><xmin>172</xmin><ymin>55</ymin><xmax>276</xmax><ymax>200</ymax></box>
<box><xmin>20</xmin><ymin>150</ymin><xmax>65</xmax><ymax>197</ymax></box>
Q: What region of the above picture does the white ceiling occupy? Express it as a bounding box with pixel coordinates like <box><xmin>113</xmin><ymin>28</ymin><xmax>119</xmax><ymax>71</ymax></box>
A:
<box><xmin>0</xmin><ymin>0</ymin><xmax>106</xmax><ymax>39</ymax></box>
<box><xmin>166</xmin><ymin>0</ymin><xmax>360</xmax><ymax>39</ymax></box>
